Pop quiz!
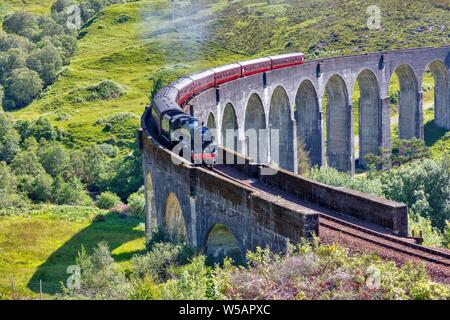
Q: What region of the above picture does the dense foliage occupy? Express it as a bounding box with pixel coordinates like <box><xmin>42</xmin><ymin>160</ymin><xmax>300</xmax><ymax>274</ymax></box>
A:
<box><xmin>63</xmin><ymin>240</ymin><xmax>450</xmax><ymax>300</ymax></box>
<box><xmin>0</xmin><ymin>112</ymin><xmax>142</xmax><ymax>209</ymax></box>
<box><xmin>0</xmin><ymin>0</ymin><xmax>128</xmax><ymax>111</ymax></box>
<box><xmin>308</xmin><ymin>158</ymin><xmax>450</xmax><ymax>248</ymax></box>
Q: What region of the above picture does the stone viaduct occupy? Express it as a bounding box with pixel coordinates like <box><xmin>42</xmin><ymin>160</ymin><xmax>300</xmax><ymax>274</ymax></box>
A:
<box><xmin>140</xmin><ymin>46</ymin><xmax>450</xmax><ymax>263</ymax></box>
<box><xmin>192</xmin><ymin>45</ymin><xmax>450</xmax><ymax>172</ymax></box>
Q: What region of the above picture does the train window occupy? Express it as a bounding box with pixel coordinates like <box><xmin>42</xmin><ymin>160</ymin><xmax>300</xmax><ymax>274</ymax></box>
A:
<box><xmin>162</xmin><ymin>114</ymin><xmax>171</xmax><ymax>134</ymax></box>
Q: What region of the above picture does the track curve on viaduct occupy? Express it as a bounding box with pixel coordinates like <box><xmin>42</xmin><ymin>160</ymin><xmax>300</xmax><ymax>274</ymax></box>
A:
<box><xmin>140</xmin><ymin>45</ymin><xmax>450</xmax><ymax>270</ymax></box>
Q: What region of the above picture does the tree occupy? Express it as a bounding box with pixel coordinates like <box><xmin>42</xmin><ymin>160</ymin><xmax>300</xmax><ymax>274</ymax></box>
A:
<box><xmin>10</xmin><ymin>149</ymin><xmax>45</xmax><ymax>177</ymax></box>
<box><xmin>78</xmin><ymin>145</ymin><xmax>114</xmax><ymax>189</ymax></box>
<box><xmin>26</xmin><ymin>172</ymin><xmax>53</xmax><ymax>202</ymax></box>
<box><xmin>0</xmin><ymin>112</ymin><xmax>20</xmax><ymax>163</ymax></box>
<box><xmin>108</xmin><ymin>146</ymin><xmax>143</xmax><ymax>199</ymax></box>
<box><xmin>36</xmin><ymin>16</ymin><xmax>65</xmax><ymax>40</ymax></box>
<box><xmin>15</xmin><ymin>117</ymin><xmax>62</xmax><ymax>142</ymax></box>
<box><xmin>381</xmin><ymin>159</ymin><xmax>450</xmax><ymax>229</ymax></box>
<box><xmin>365</xmin><ymin>139</ymin><xmax>430</xmax><ymax>169</ymax></box>
<box><xmin>0</xmin><ymin>161</ymin><xmax>17</xmax><ymax>194</ymax></box>
<box><xmin>0</xmin><ymin>161</ymin><xmax>22</xmax><ymax>209</ymax></box>
<box><xmin>4</xmin><ymin>67</ymin><xmax>43</xmax><ymax>109</ymax></box>
<box><xmin>39</xmin><ymin>143</ymin><xmax>70</xmax><ymax>177</ymax></box>
<box><xmin>52</xmin><ymin>176</ymin><xmax>92</xmax><ymax>206</ymax></box>
<box><xmin>51</xmin><ymin>0</ymin><xmax>77</xmax><ymax>13</ymax></box>
<box><xmin>0</xmin><ymin>85</ymin><xmax>3</xmax><ymax>108</ymax></box>
<box><xmin>127</xmin><ymin>191</ymin><xmax>145</xmax><ymax>217</ymax></box>
<box><xmin>0</xmin><ymin>48</ymin><xmax>27</xmax><ymax>83</ymax></box>
<box><xmin>0</xmin><ymin>32</ymin><xmax>33</xmax><ymax>53</ymax></box>
<box><xmin>27</xmin><ymin>41</ymin><xmax>63</xmax><ymax>85</ymax></box>
<box><xmin>50</xmin><ymin>34</ymin><xmax>77</xmax><ymax>65</ymax></box>
<box><xmin>2</xmin><ymin>12</ymin><xmax>39</xmax><ymax>39</ymax></box>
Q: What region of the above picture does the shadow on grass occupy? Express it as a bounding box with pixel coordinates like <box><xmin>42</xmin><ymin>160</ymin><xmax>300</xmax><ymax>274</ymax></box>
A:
<box><xmin>424</xmin><ymin>120</ymin><xmax>448</xmax><ymax>147</ymax></box>
<box><xmin>28</xmin><ymin>213</ymin><xmax>145</xmax><ymax>294</ymax></box>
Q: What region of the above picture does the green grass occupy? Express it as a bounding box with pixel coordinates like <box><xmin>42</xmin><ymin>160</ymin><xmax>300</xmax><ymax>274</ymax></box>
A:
<box><xmin>0</xmin><ymin>206</ymin><xmax>145</xmax><ymax>299</ymax></box>
<box><xmin>4</xmin><ymin>0</ymin><xmax>448</xmax><ymax>153</ymax></box>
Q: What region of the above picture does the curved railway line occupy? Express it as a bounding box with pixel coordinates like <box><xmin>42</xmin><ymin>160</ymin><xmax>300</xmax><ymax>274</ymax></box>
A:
<box><xmin>210</xmin><ymin>165</ymin><xmax>450</xmax><ymax>283</ymax></box>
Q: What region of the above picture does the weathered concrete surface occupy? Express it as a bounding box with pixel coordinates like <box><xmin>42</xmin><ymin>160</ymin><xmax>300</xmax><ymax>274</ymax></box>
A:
<box><xmin>190</xmin><ymin>45</ymin><xmax>450</xmax><ymax>173</ymax></box>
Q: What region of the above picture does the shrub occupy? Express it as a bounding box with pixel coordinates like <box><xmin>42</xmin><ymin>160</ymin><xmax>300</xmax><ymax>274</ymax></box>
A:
<box><xmin>70</xmin><ymin>242</ymin><xmax>133</xmax><ymax>299</ymax></box>
<box><xmin>297</xmin><ymin>137</ymin><xmax>310</xmax><ymax>175</ymax></box>
<box><xmin>159</xmin><ymin>256</ymin><xmax>210</xmax><ymax>300</ymax></box>
<box><xmin>15</xmin><ymin>117</ymin><xmax>63</xmax><ymax>142</ymax></box>
<box><xmin>0</xmin><ymin>112</ymin><xmax>20</xmax><ymax>163</ymax></box>
<box><xmin>0</xmin><ymin>48</ymin><xmax>27</xmax><ymax>82</ymax></box>
<box><xmin>39</xmin><ymin>143</ymin><xmax>70</xmax><ymax>177</ymax></box>
<box><xmin>27</xmin><ymin>172</ymin><xmax>54</xmax><ymax>202</ymax></box>
<box><xmin>69</xmin><ymin>80</ymin><xmax>125</xmax><ymax>103</ymax></box>
<box><xmin>4</xmin><ymin>67</ymin><xmax>43</xmax><ymax>109</ymax></box>
<box><xmin>0</xmin><ymin>161</ymin><xmax>20</xmax><ymax>208</ymax></box>
<box><xmin>52</xmin><ymin>176</ymin><xmax>92</xmax><ymax>206</ymax></box>
<box><xmin>0</xmin><ymin>32</ymin><xmax>33</xmax><ymax>53</ymax></box>
<box><xmin>444</xmin><ymin>222</ymin><xmax>450</xmax><ymax>249</ymax></box>
<box><xmin>308</xmin><ymin>165</ymin><xmax>383</xmax><ymax>196</ymax></box>
<box><xmin>2</xmin><ymin>12</ymin><xmax>38</xmax><ymax>39</ymax></box>
<box><xmin>381</xmin><ymin>159</ymin><xmax>450</xmax><ymax>229</ymax></box>
<box><xmin>127</xmin><ymin>191</ymin><xmax>145</xmax><ymax>217</ymax></box>
<box><xmin>409</xmin><ymin>213</ymin><xmax>445</xmax><ymax>247</ymax></box>
<box><xmin>108</xmin><ymin>146</ymin><xmax>143</xmax><ymax>199</ymax></box>
<box><xmin>366</xmin><ymin>139</ymin><xmax>430</xmax><ymax>169</ymax></box>
<box><xmin>50</xmin><ymin>34</ymin><xmax>77</xmax><ymax>64</ymax></box>
<box><xmin>27</xmin><ymin>41</ymin><xmax>63</xmax><ymax>85</ymax></box>
<box><xmin>77</xmin><ymin>144</ymin><xmax>114</xmax><ymax>188</ymax></box>
<box><xmin>131</xmin><ymin>242</ymin><xmax>189</xmax><ymax>282</ymax></box>
<box><xmin>112</xmin><ymin>14</ymin><xmax>132</xmax><ymax>24</ymax></box>
<box><xmin>96</xmin><ymin>191</ymin><xmax>121</xmax><ymax>209</ymax></box>
<box><xmin>0</xmin><ymin>85</ymin><xmax>3</xmax><ymax>107</ymax></box>
<box><xmin>10</xmin><ymin>150</ymin><xmax>45</xmax><ymax>176</ymax></box>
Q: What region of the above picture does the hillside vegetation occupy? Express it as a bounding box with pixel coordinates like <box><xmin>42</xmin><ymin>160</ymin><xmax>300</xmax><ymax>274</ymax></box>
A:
<box><xmin>6</xmin><ymin>0</ymin><xmax>449</xmax><ymax>148</ymax></box>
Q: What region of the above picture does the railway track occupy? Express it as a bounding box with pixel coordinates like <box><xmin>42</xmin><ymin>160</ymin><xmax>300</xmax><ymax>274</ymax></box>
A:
<box><xmin>209</xmin><ymin>166</ymin><xmax>450</xmax><ymax>271</ymax></box>
<box><xmin>319</xmin><ymin>214</ymin><xmax>450</xmax><ymax>267</ymax></box>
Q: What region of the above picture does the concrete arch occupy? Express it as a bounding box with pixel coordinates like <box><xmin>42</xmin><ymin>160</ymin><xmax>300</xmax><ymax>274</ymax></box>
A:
<box><xmin>221</xmin><ymin>103</ymin><xmax>239</xmax><ymax>152</ymax></box>
<box><xmin>425</xmin><ymin>60</ymin><xmax>449</xmax><ymax>130</ymax></box>
<box><xmin>354</xmin><ymin>69</ymin><xmax>382</xmax><ymax>167</ymax></box>
<box><xmin>269</xmin><ymin>86</ymin><xmax>294</xmax><ymax>171</ymax></box>
<box><xmin>207</xmin><ymin>112</ymin><xmax>216</xmax><ymax>129</ymax></box>
<box><xmin>205</xmin><ymin>224</ymin><xmax>244</xmax><ymax>265</ymax></box>
<box><xmin>244</xmin><ymin>93</ymin><xmax>268</xmax><ymax>163</ymax></box>
<box><xmin>144</xmin><ymin>171</ymin><xmax>157</xmax><ymax>234</ymax></box>
<box><xmin>392</xmin><ymin>64</ymin><xmax>421</xmax><ymax>139</ymax></box>
<box><xmin>163</xmin><ymin>192</ymin><xmax>187</xmax><ymax>241</ymax></box>
<box><xmin>295</xmin><ymin>80</ymin><xmax>322</xmax><ymax>167</ymax></box>
<box><xmin>325</xmin><ymin>74</ymin><xmax>353</xmax><ymax>172</ymax></box>
<box><xmin>206</xmin><ymin>112</ymin><xmax>217</xmax><ymax>142</ymax></box>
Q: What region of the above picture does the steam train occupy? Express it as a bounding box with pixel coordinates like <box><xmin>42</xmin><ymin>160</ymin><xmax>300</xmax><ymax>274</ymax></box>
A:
<box><xmin>148</xmin><ymin>53</ymin><xmax>305</xmax><ymax>164</ymax></box>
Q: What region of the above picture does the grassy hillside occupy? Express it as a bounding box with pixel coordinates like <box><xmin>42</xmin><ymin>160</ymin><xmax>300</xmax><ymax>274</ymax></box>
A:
<box><xmin>6</xmin><ymin>0</ymin><xmax>449</xmax><ymax>150</ymax></box>
<box><xmin>210</xmin><ymin>0</ymin><xmax>449</xmax><ymax>57</ymax></box>
<box><xmin>0</xmin><ymin>207</ymin><xmax>145</xmax><ymax>298</ymax></box>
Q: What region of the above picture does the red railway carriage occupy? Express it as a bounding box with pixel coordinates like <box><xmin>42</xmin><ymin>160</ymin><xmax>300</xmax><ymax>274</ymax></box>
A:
<box><xmin>171</xmin><ymin>77</ymin><xmax>194</xmax><ymax>105</ymax></box>
<box><xmin>212</xmin><ymin>63</ymin><xmax>242</xmax><ymax>86</ymax></box>
<box><xmin>189</xmin><ymin>70</ymin><xmax>215</xmax><ymax>95</ymax></box>
<box><xmin>270</xmin><ymin>53</ymin><xmax>304</xmax><ymax>70</ymax></box>
<box><xmin>239</xmin><ymin>57</ymin><xmax>272</xmax><ymax>77</ymax></box>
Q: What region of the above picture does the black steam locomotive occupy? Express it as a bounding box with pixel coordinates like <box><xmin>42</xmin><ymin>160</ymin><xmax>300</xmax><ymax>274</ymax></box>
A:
<box><xmin>148</xmin><ymin>85</ymin><xmax>217</xmax><ymax>165</ymax></box>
